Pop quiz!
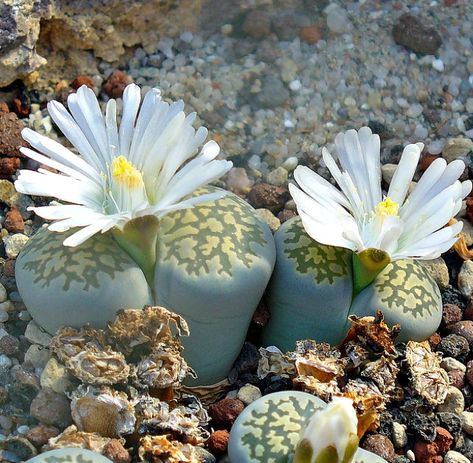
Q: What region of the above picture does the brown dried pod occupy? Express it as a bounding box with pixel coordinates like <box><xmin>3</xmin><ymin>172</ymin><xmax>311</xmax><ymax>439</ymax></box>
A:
<box><xmin>46</xmin><ymin>425</ymin><xmax>115</xmax><ymax>453</ymax></box>
<box><xmin>50</xmin><ymin>326</ymin><xmax>107</xmax><ymax>364</ymax></box>
<box><xmin>136</xmin><ymin>395</ymin><xmax>209</xmax><ymax>445</ymax></box>
<box><xmin>361</xmin><ymin>356</ymin><xmax>400</xmax><ymax>396</ymax></box>
<box><xmin>343</xmin><ymin>311</ymin><xmax>400</xmax><ymax>355</ymax></box>
<box><xmin>107</xmin><ymin>307</ymin><xmax>189</xmax><ymax>357</ymax></box>
<box><xmin>405</xmin><ymin>341</ymin><xmax>449</xmax><ymax>405</ymax></box>
<box><xmin>66</xmin><ymin>345</ymin><xmax>130</xmax><ymax>385</ymax></box>
<box><xmin>133</xmin><ymin>345</ymin><xmax>190</xmax><ymax>389</ymax></box>
<box><xmin>70</xmin><ymin>386</ymin><xmax>136</xmax><ymax>438</ymax></box>
<box><xmin>256</xmin><ymin>346</ymin><xmax>296</xmax><ymax>379</ymax></box>
<box><xmin>138</xmin><ymin>435</ymin><xmax>198</xmax><ymax>463</ymax></box>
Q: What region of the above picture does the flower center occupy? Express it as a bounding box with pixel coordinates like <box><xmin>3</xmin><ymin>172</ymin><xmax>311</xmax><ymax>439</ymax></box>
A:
<box><xmin>375</xmin><ymin>196</ymin><xmax>399</xmax><ymax>217</ymax></box>
<box><xmin>111</xmin><ymin>156</ymin><xmax>144</xmax><ymax>189</ymax></box>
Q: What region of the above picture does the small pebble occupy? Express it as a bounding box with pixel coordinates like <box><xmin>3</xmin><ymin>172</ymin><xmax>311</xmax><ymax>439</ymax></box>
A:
<box><xmin>30</xmin><ymin>388</ymin><xmax>72</xmax><ymax>428</ymax></box>
<box><xmin>458</xmin><ymin>261</ymin><xmax>473</xmax><ymax>297</ymax></box>
<box><xmin>442</xmin><ymin>357</ymin><xmax>467</xmax><ymax>373</ymax></box>
<box><xmin>25</xmin><ymin>425</ymin><xmax>60</xmax><ymax>447</ymax></box>
<box><xmin>362</xmin><ymin>434</ymin><xmax>395</xmax><ymax>463</ymax></box>
<box><xmin>236</xmin><ymin>384</ymin><xmax>262</xmax><ymax>405</ymax></box>
<box><xmin>432</xmin><ymin>59</ymin><xmax>445</xmax><ymax>72</ymax></box>
<box><xmin>438</xmin><ymin>386</ymin><xmax>465</xmax><ymax>414</ymax></box>
<box><xmin>461</xmin><ymin>411</ymin><xmax>473</xmax><ymax>435</ymax></box>
<box><xmin>3</xmin><ymin>233</ymin><xmax>29</xmax><ymax>258</ymax></box>
<box><xmin>392</xmin><ymin>422</ymin><xmax>408</xmax><ymax>448</ymax></box>
<box><xmin>450</xmin><ymin>321</ymin><xmax>473</xmax><ymax>342</ymax></box>
<box><xmin>266</xmin><ymin>166</ymin><xmax>288</xmax><ymax>187</ymax></box>
<box><xmin>209</xmin><ymin>398</ymin><xmax>245</xmax><ymax>428</ymax></box>
<box><xmin>438</xmin><ymin>334</ymin><xmax>470</xmax><ymax>358</ymax></box>
<box><xmin>444</xmin><ymin>450</ymin><xmax>470</xmax><ymax>463</ymax></box>
<box><xmin>207</xmin><ymin>429</ymin><xmax>229</xmax><ymax>455</ymax></box>
<box><xmin>247</xmin><ymin>183</ymin><xmax>289</xmax><ymax>213</ymax></box>
<box><xmin>0</xmin><ymin>353</ymin><xmax>12</xmax><ymax>369</ymax></box>
<box><xmin>255</xmin><ymin>208</ymin><xmax>280</xmax><ymax>232</ymax></box>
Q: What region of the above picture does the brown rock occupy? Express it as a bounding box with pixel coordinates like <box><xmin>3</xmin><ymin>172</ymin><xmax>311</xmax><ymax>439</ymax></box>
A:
<box><xmin>414</xmin><ymin>440</ymin><xmax>441</xmax><ymax>463</ymax></box>
<box><xmin>209</xmin><ymin>398</ymin><xmax>245</xmax><ymax>428</ymax></box>
<box><xmin>0</xmin><ymin>112</ymin><xmax>27</xmax><ymax>158</ymax></box>
<box><xmin>362</xmin><ymin>434</ymin><xmax>395</xmax><ymax>463</ymax></box>
<box><xmin>30</xmin><ymin>388</ymin><xmax>72</xmax><ymax>428</ymax></box>
<box><xmin>0</xmin><ymin>103</ymin><xmax>9</xmax><ymax>113</ymax></box>
<box><xmin>103</xmin><ymin>439</ymin><xmax>131</xmax><ymax>463</ymax></box>
<box><xmin>450</xmin><ymin>321</ymin><xmax>473</xmax><ymax>342</ymax></box>
<box><xmin>12</xmin><ymin>98</ymin><xmax>30</xmax><ymax>118</ymax></box>
<box><xmin>442</xmin><ymin>304</ymin><xmax>463</xmax><ymax>328</ymax></box>
<box><xmin>0</xmin><ymin>334</ymin><xmax>19</xmax><ymax>356</ymax></box>
<box><xmin>392</xmin><ymin>14</ymin><xmax>442</xmax><ymax>55</ymax></box>
<box><xmin>207</xmin><ymin>429</ymin><xmax>229</xmax><ymax>455</ymax></box>
<box><xmin>71</xmin><ymin>75</ymin><xmax>95</xmax><ymax>90</ymax></box>
<box><xmin>4</xmin><ymin>207</ymin><xmax>24</xmax><ymax>233</ymax></box>
<box><xmin>419</xmin><ymin>154</ymin><xmax>440</xmax><ymax>173</ymax></box>
<box><xmin>0</xmin><ymin>157</ymin><xmax>21</xmax><ymax>178</ymax></box>
<box><xmin>103</xmin><ymin>71</ymin><xmax>132</xmax><ymax>99</ymax></box>
<box><xmin>299</xmin><ymin>25</ymin><xmax>322</xmax><ymax>44</ymax></box>
<box><xmin>429</xmin><ymin>332</ymin><xmax>442</xmax><ymax>349</ymax></box>
<box><xmin>466</xmin><ymin>197</ymin><xmax>473</xmax><ymax>225</ymax></box>
<box><xmin>25</xmin><ymin>425</ymin><xmax>60</xmax><ymax>447</ymax></box>
<box><xmin>242</xmin><ymin>10</ymin><xmax>271</xmax><ymax>40</ymax></box>
<box><xmin>434</xmin><ymin>426</ymin><xmax>453</xmax><ymax>454</ymax></box>
<box><xmin>464</xmin><ymin>296</ymin><xmax>473</xmax><ymax>320</ymax></box>
<box><xmin>0</xmin><ymin>385</ymin><xmax>9</xmax><ymax>404</ymax></box>
<box><xmin>3</xmin><ymin>259</ymin><xmax>15</xmax><ymax>277</ymax></box>
<box><xmin>467</xmin><ymin>360</ymin><xmax>473</xmax><ymax>386</ymax></box>
<box><xmin>448</xmin><ymin>369</ymin><xmax>465</xmax><ymax>389</ymax></box>
<box><xmin>277</xmin><ymin>209</ymin><xmax>297</xmax><ymax>223</ymax></box>
<box><xmin>247</xmin><ymin>182</ymin><xmax>289</xmax><ymax>213</ymax></box>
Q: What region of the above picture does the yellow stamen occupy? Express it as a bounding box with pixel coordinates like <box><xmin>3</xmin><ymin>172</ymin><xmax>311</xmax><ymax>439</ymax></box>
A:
<box><xmin>375</xmin><ymin>196</ymin><xmax>399</xmax><ymax>217</ymax></box>
<box><xmin>111</xmin><ymin>156</ymin><xmax>144</xmax><ymax>188</ymax></box>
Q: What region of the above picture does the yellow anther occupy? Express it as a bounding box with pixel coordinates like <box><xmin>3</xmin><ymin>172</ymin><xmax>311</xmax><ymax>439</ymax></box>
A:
<box><xmin>111</xmin><ymin>156</ymin><xmax>144</xmax><ymax>188</ymax></box>
<box><xmin>375</xmin><ymin>196</ymin><xmax>399</xmax><ymax>217</ymax></box>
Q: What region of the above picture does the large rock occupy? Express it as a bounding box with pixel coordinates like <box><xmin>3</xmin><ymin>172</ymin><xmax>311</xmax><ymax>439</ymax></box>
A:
<box><xmin>0</xmin><ymin>0</ymin><xmax>202</xmax><ymax>88</ymax></box>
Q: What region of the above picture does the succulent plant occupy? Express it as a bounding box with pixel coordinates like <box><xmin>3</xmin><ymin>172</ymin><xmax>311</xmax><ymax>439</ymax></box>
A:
<box><xmin>15</xmin><ymin>85</ymin><xmax>275</xmax><ymax>386</ymax></box>
<box><xmin>26</xmin><ymin>448</ymin><xmax>112</xmax><ymax>463</ymax></box>
<box><xmin>228</xmin><ymin>391</ymin><xmax>388</xmax><ymax>463</ymax></box>
<box><xmin>263</xmin><ymin>127</ymin><xmax>469</xmax><ymax>349</ymax></box>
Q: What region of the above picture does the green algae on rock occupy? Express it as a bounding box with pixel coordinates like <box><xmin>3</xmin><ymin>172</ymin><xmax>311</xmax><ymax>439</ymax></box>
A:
<box><xmin>228</xmin><ymin>391</ymin><xmax>388</xmax><ymax>463</ymax></box>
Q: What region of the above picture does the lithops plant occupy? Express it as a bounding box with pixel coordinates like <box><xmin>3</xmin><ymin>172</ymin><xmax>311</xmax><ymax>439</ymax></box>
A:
<box><xmin>263</xmin><ymin>127</ymin><xmax>471</xmax><ymax>351</ymax></box>
<box><xmin>228</xmin><ymin>391</ymin><xmax>387</xmax><ymax>463</ymax></box>
<box><xmin>26</xmin><ymin>448</ymin><xmax>113</xmax><ymax>463</ymax></box>
<box><xmin>14</xmin><ymin>84</ymin><xmax>275</xmax><ymax>385</ymax></box>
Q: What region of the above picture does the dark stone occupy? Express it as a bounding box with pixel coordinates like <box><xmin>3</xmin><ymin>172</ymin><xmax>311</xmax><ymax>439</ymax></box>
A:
<box><xmin>0</xmin><ymin>111</ymin><xmax>27</xmax><ymax>158</ymax></box>
<box><xmin>232</xmin><ymin>342</ymin><xmax>260</xmax><ymax>375</ymax></box>
<box><xmin>441</xmin><ymin>303</ymin><xmax>463</xmax><ymax>328</ymax></box>
<box><xmin>259</xmin><ymin>374</ymin><xmax>292</xmax><ymax>394</ymax></box>
<box><xmin>442</xmin><ymin>286</ymin><xmax>467</xmax><ymax>310</ymax></box>
<box><xmin>247</xmin><ymin>183</ymin><xmax>289</xmax><ymax>213</ymax></box>
<box><xmin>437</xmin><ymin>333</ymin><xmax>470</xmax><ymax>358</ymax></box>
<box><xmin>255</xmin><ymin>75</ymin><xmax>289</xmax><ymax>109</ymax></box>
<box><xmin>362</xmin><ymin>434</ymin><xmax>395</xmax><ymax>463</ymax></box>
<box><xmin>208</xmin><ymin>398</ymin><xmax>245</xmax><ymax>428</ymax></box>
<box><xmin>392</xmin><ymin>14</ymin><xmax>442</xmax><ymax>55</ymax></box>
<box><xmin>438</xmin><ymin>412</ymin><xmax>462</xmax><ymax>440</ymax></box>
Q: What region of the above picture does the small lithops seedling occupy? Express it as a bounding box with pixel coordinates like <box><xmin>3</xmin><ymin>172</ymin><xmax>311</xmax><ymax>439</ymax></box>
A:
<box><xmin>26</xmin><ymin>448</ymin><xmax>112</xmax><ymax>463</ymax></box>
<box><xmin>228</xmin><ymin>391</ymin><xmax>388</xmax><ymax>463</ymax></box>
<box><xmin>263</xmin><ymin>126</ymin><xmax>471</xmax><ymax>350</ymax></box>
<box><xmin>14</xmin><ymin>84</ymin><xmax>275</xmax><ymax>385</ymax></box>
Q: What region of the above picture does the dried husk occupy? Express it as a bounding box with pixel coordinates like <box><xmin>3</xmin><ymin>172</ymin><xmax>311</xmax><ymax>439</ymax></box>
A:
<box><xmin>257</xmin><ymin>346</ymin><xmax>296</xmax><ymax>379</ymax></box>
<box><xmin>138</xmin><ymin>435</ymin><xmax>199</xmax><ymax>463</ymax></box>
<box><xmin>405</xmin><ymin>341</ymin><xmax>449</xmax><ymax>405</ymax></box>
<box><xmin>46</xmin><ymin>425</ymin><xmax>116</xmax><ymax>453</ymax></box>
<box><xmin>70</xmin><ymin>386</ymin><xmax>136</xmax><ymax>437</ymax></box>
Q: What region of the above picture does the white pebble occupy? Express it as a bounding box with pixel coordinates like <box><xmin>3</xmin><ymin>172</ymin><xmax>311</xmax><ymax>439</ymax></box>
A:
<box><xmin>414</xmin><ymin>124</ymin><xmax>429</xmax><ymax>139</ymax></box>
<box><xmin>0</xmin><ymin>311</ymin><xmax>8</xmax><ymax>323</ymax></box>
<box><xmin>282</xmin><ymin>157</ymin><xmax>299</xmax><ymax>171</ymax></box>
<box><xmin>406</xmin><ymin>103</ymin><xmax>423</xmax><ymax>118</ymax></box>
<box><xmin>0</xmin><ymin>284</ymin><xmax>6</xmax><ymax>304</ymax></box>
<box><xmin>16</xmin><ymin>425</ymin><xmax>29</xmax><ymax>435</ymax></box>
<box><xmin>289</xmin><ymin>79</ymin><xmax>302</xmax><ymax>91</ymax></box>
<box><xmin>427</xmin><ymin>140</ymin><xmax>445</xmax><ymax>155</ymax></box>
<box><xmin>0</xmin><ymin>354</ymin><xmax>12</xmax><ymax>369</ymax></box>
<box><xmin>432</xmin><ymin>59</ymin><xmax>445</xmax><ymax>72</ymax></box>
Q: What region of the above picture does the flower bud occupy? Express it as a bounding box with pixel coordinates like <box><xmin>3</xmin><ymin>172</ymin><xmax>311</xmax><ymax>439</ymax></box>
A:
<box><xmin>293</xmin><ymin>397</ymin><xmax>359</xmax><ymax>463</ymax></box>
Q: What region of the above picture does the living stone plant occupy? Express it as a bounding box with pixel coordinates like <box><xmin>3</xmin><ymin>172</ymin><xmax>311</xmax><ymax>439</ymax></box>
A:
<box><xmin>26</xmin><ymin>448</ymin><xmax>112</xmax><ymax>463</ymax></box>
<box><xmin>228</xmin><ymin>391</ymin><xmax>388</xmax><ymax>463</ymax></box>
<box><xmin>14</xmin><ymin>84</ymin><xmax>275</xmax><ymax>385</ymax></box>
<box><xmin>263</xmin><ymin>127</ymin><xmax>470</xmax><ymax>351</ymax></box>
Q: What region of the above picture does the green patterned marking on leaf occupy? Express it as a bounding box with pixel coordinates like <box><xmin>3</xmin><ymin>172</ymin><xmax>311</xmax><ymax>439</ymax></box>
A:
<box><xmin>375</xmin><ymin>260</ymin><xmax>440</xmax><ymax>319</ymax></box>
<box><xmin>158</xmin><ymin>188</ymin><xmax>268</xmax><ymax>277</ymax></box>
<box><xmin>283</xmin><ymin>218</ymin><xmax>350</xmax><ymax>284</ymax></box>
<box><xmin>19</xmin><ymin>227</ymin><xmax>131</xmax><ymax>292</ymax></box>
<box><xmin>239</xmin><ymin>395</ymin><xmax>323</xmax><ymax>462</ymax></box>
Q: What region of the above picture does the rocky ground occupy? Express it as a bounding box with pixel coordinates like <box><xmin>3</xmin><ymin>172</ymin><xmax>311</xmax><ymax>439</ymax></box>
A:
<box><xmin>0</xmin><ymin>0</ymin><xmax>472</xmax><ymax>462</ymax></box>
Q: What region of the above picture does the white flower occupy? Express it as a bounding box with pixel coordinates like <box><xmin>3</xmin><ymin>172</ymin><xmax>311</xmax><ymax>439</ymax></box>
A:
<box><xmin>15</xmin><ymin>84</ymin><xmax>232</xmax><ymax>246</ymax></box>
<box><xmin>290</xmin><ymin>127</ymin><xmax>472</xmax><ymax>261</ymax></box>
<box><xmin>294</xmin><ymin>397</ymin><xmax>359</xmax><ymax>463</ymax></box>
